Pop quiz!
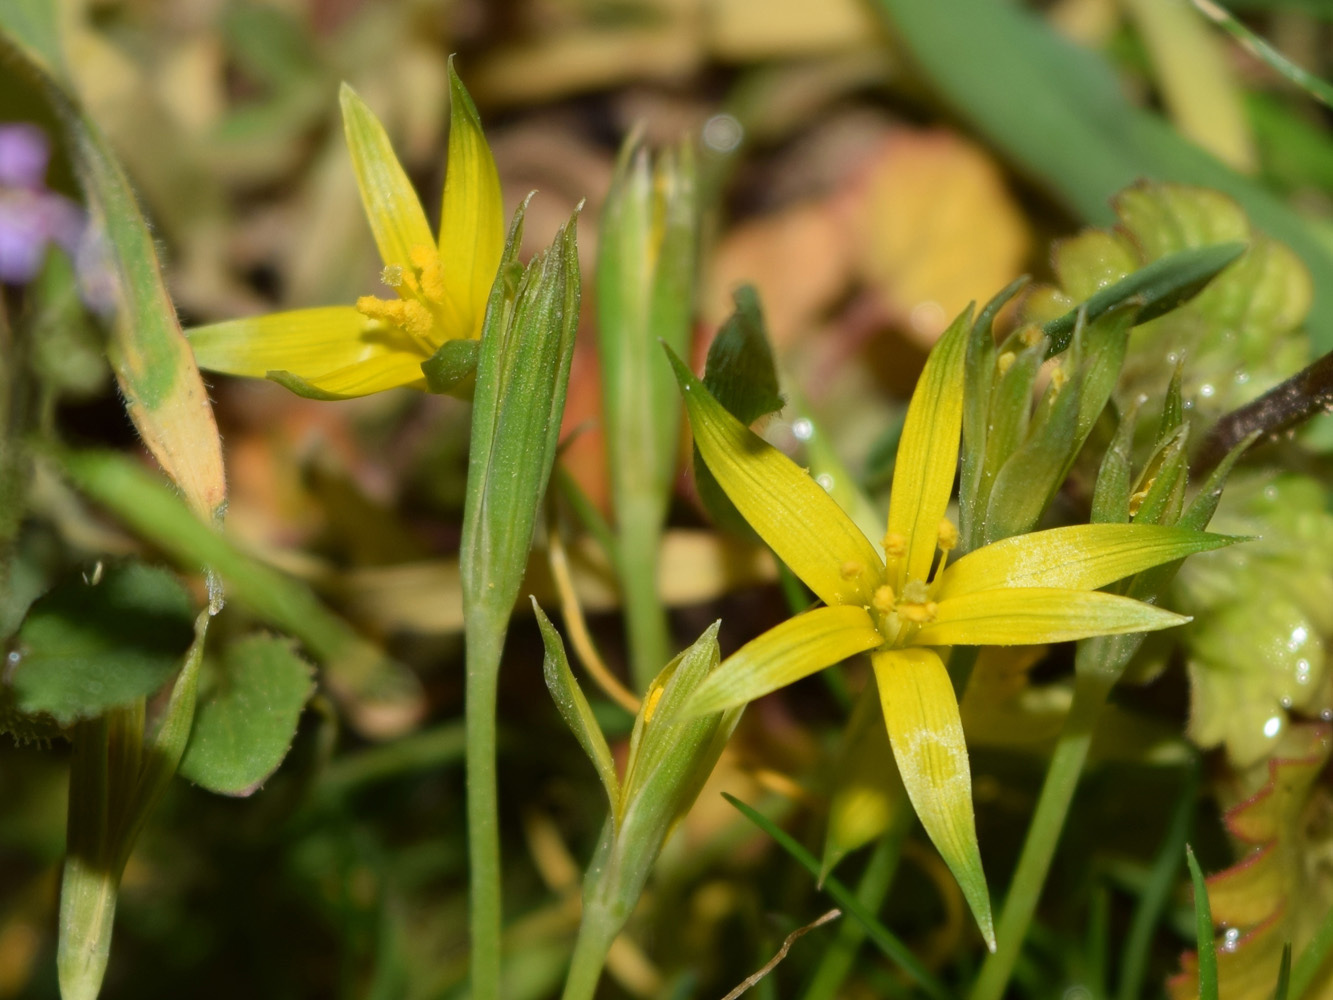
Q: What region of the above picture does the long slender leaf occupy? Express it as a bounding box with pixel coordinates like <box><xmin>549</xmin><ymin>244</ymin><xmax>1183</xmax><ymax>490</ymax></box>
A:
<box><xmin>723</xmin><ymin>793</ymin><xmax>952</xmax><ymax>1000</ymax></box>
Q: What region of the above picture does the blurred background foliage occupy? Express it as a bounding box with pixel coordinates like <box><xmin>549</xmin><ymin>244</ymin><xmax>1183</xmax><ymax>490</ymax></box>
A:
<box><xmin>3</xmin><ymin>0</ymin><xmax>1333</xmax><ymax>998</ymax></box>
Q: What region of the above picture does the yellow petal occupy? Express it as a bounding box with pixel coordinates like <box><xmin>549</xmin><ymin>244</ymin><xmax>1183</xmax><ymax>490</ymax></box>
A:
<box><xmin>187</xmin><ymin>306</ymin><xmax>380</xmax><ymax>379</ymax></box>
<box><xmin>685</xmin><ymin>606</ymin><xmax>881</xmax><ymax>717</ymax></box>
<box><xmin>936</xmin><ymin>524</ymin><xmax>1238</xmax><ymax>601</ymax></box>
<box><xmin>440</xmin><ymin>59</ymin><xmax>505</xmax><ymax>340</ymax></box>
<box><xmin>915</xmin><ymin>588</ymin><xmax>1189</xmax><ymax>647</ymax></box>
<box><xmin>340</xmin><ymin>83</ymin><xmax>435</xmax><ymax>274</ymax></box>
<box><xmin>669</xmin><ymin>350</ymin><xmax>883</xmax><ymax>609</ymax></box>
<box><xmin>885</xmin><ymin>306</ymin><xmax>970</xmax><ymax>588</ymax></box>
<box><xmin>872</xmin><ymin>647</ymin><xmax>994</xmax><ymax>950</ymax></box>
<box><xmin>267</xmin><ymin>351</ymin><xmax>428</xmax><ymax>400</ymax></box>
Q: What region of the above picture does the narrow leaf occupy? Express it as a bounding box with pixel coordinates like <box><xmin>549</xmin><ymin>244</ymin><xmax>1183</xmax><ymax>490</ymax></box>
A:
<box><xmin>533</xmin><ymin>600</ymin><xmax>619</xmax><ymax>813</ymax></box>
<box><xmin>1186</xmin><ymin>845</ymin><xmax>1220</xmax><ymax>1000</ymax></box>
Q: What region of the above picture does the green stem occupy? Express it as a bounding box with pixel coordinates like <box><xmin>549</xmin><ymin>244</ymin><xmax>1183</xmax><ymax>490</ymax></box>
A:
<box><xmin>800</xmin><ymin>817</ymin><xmax>909</xmax><ymax>1000</ymax></box>
<box><xmin>968</xmin><ymin>670</ymin><xmax>1113</xmax><ymax>1000</ymax></box>
<box><xmin>559</xmin><ymin>903</ymin><xmax>619</xmax><ymax>1000</ymax></box>
<box><xmin>618</xmin><ymin>496</ymin><xmax>670</xmax><ymax>693</ymax></box>
<box><xmin>466</xmin><ymin>618</ymin><xmax>505</xmax><ymax>1000</ymax></box>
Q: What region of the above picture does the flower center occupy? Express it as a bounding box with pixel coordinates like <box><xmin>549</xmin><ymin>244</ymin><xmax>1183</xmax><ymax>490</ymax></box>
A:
<box><xmin>356</xmin><ymin>243</ymin><xmax>451</xmax><ymax>355</ymax></box>
<box><xmin>872</xmin><ymin>517</ymin><xmax>957</xmax><ymax>645</ymax></box>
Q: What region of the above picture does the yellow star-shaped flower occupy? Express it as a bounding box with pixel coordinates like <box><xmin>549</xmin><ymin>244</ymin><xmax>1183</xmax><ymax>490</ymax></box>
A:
<box><xmin>187</xmin><ymin>60</ymin><xmax>504</xmax><ymax>399</ymax></box>
<box><xmin>669</xmin><ymin>308</ymin><xmax>1234</xmax><ymax>949</ymax></box>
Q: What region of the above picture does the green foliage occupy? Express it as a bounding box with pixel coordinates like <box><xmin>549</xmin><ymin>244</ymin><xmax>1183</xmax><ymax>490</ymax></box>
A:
<box><xmin>9</xmin><ymin>562</ymin><xmax>194</xmax><ymax>726</ymax></box>
<box><xmin>178</xmin><ymin>636</ymin><xmax>315</xmax><ymax>797</ymax></box>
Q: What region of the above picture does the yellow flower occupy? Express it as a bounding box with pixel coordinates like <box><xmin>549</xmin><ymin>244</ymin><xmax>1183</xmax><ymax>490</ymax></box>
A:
<box><xmin>187</xmin><ymin>60</ymin><xmax>504</xmax><ymax>399</ymax></box>
<box><xmin>668</xmin><ymin>308</ymin><xmax>1234</xmax><ymax>950</ymax></box>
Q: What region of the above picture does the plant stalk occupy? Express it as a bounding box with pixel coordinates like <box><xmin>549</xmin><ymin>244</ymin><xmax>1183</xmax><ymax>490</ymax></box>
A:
<box><xmin>968</xmin><ymin>669</ymin><xmax>1113</xmax><ymax>1000</ymax></box>
<box><xmin>466</xmin><ymin>616</ymin><xmax>505</xmax><ymax>1000</ymax></box>
<box><xmin>618</xmin><ymin>494</ymin><xmax>670</xmax><ymax>692</ymax></box>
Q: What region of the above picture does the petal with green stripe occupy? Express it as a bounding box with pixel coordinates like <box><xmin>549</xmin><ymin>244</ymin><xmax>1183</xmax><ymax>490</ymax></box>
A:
<box><xmin>188</xmin><ymin>306</ymin><xmax>380</xmax><ymax>379</ymax></box>
<box><xmin>340</xmin><ymin>83</ymin><xmax>435</xmax><ymax>274</ymax></box>
<box><xmin>440</xmin><ymin>59</ymin><xmax>505</xmax><ymax>341</ymax></box>
<box><xmin>873</xmin><ymin>646</ymin><xmax>994</xmax><ymax>950</ymax></box>
<box><xmin>915</xmin><ymin>588</ymin><xmax>1189</xmax><ymax>647</ymax></box>
<box><xmin>885</xmin><ymin>307</ymin><xmax>970</xmax><ymax>588</ymax></box>
<box><xmin>685</xmin><ymin>606</ymin><xmax>882</xmax><ymax>717</ymax></box>
<box><xmin>937</xmin><ymin>524</ymin><xmax>1239</xmax><ymax>600</ymax></box>
<box><xmin>267</xmin><ymin>351</ymin><xmax>427</xmax><ymax>400</ymax></box>
<box><xmin>669</xmin><ymin>349</ymin><xmax>882</xmax><ymax>609</ymax></box>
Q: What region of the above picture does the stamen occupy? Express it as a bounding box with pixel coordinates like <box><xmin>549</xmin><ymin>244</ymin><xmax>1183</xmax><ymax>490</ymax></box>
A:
<box><xmin>380</xmin><ymin>264</ymin><xmax>404</xmax><ymax>288</ymax></box>
<box><xmin>357</xmin><ymin>296</ymin><xmax>406</xmax><ymax>325</ymax></box>
<box><xmin>840</xmin><ymin>560</ymin><xmax>864</xmax><ymax>581</ymax></box>
<box><xmin>901</xmin><ymin>579</ymin><xmax>930</xmax><ymax>604</ymax></box>
<box><xmin>996</xmin><ymin>351</ymin><xmax>1016</xmax><ymax>375</ymax></box>
<box><xmin>403</xmin><ymin>300</ymin><xmax>434</xmax><ymax>340</ymax></box>
<box><xmin>410</xmin><ymin>244</ymin><xmax>448</xmax><ymax>304</ymax></box>
<box><xmin>1049</xmin><ymin>366</ymin><xmax>1069</xmax><ymax>393</ymax></box>
<box><xmin>872</xmin><ymin>585</ymin><xmax>896</xmax><ymax>615</ymax></box>
<box><xmin>882</xmin><ymin>532</ymin><xmax>906</xmax><ymax>559</ymax></box>
<box><xmin>1019</xmin><ymin>324</ymin><xmax>1043</xmax><ymax>348</ymax></box>
<box><xmin>898</xmin><ymin>600</ymin><xmax>938</xmax><ymax>624</ymax></box>
<box><xmin>937</xmin><ymin>518</ymin><xmax>959</xmax><ymax>553</ymax></box>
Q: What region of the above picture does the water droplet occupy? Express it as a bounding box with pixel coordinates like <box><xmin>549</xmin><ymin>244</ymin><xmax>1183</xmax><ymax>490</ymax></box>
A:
<box><xmin>1199</xmin><ymin>383</ymin><xmax>1215</xmax><ymax>398</ymax></box>
<box><xmin>792</xmin><ymin>418</ymin><xmax>814</xmax><ymax>441</ymax></box>
<box><xmin>816</xmin><ymin>473</ymin><xmax>835</xmax><ymax>492</ymax></box>
<box><xmin>1235</xmin><ymin>371</ymin><xmax>1250</xmax><ymax>385</ymax></box>
<box><xmin>1221</xmin><ymin>927</ymin><xmax>1241</xmax><ymax>952</ymax></box>
<box><xmin>1322</xmin><ymin>708</ymin><xmax>1333</xmax><ymax>722</ymax></box>
<box><xmin>1288</xmin><ymin>625</ymin><xmax>1310</xmax><ymax>650</ymax></box>
<box><xmin>910</xmin><ymin>301</ymin><xmax>947</xmax><ymax>337</ymax></box>
<box><xmin>5</xmin><ymin>650</ymin><xmax>19</xmax><ymax>665</ymax></box>
<box><xmin>702</xmin><ymin>114</ymin><xmax>743</xmax><ymax>154</ymax></box>
<box><xmin>1263</xmin><ymin>715</ymin><xmax>1282</xmax><ymax>738</ymax></box>
<box><xmin>1281</xmin><ymin>697</ymin><xmax>1293</xmax><ymax>709</ymax></box>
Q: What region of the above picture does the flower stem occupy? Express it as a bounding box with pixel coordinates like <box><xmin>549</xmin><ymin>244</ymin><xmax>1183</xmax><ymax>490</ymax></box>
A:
<box><xmin>967</xmin><ymin>669</ymin><xmax>1113</xmax><ymax>1000</ymax></box>
<box><xmin>560</xmin><ymin>902</ymin><xmax>619</xmax><ymax>1000</ymax></box>
<box><xmin>617</xmin><ymin>495</ymin><xmax>670</xmax><ymax>693</ymax></box>
<box><xmin>466</xmin><ymin>616</ymin><xmax>505</xmax><ymax>1000</ymax></box>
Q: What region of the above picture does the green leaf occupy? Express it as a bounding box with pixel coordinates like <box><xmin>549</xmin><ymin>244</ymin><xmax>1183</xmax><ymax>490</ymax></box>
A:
<box><xmin>533</xmin><ymin>601</ymin><xmax>619</xmax><ymax>813</ymax></box>
<box><xmin>1042</xmin><ymin>244</ymin><xmax>1245</xmax><ymax>355</ymax></box>
<box><xmin>421</xmin><ymin>337</ymin><xmax>480</xmax><ymax>397</ymax></box>
<box><xmin>10</xmin><ymin>562</ymin><xmax>195</xmax><ymax>725</ymax></box>
<box><xmin>0</xmin><ymin>28</ymin><xmax>226</xmax><ymax>526</ymax></box>
<box><xmin>693</xmin><ymin>286</ymin><xmax>784</xmax><ymax>538</ymax></box>
<box><xmin>1192</xmin><ymin>0</ymin><xmax>1333</xmax><ymax>109</ymax></box>
<box><xmin>462</xmin><ymin>204</ymin><xmax>581</xmax><ymax>627</ymax></box>
<box><xmin>723</xmin><ymin>793</ymin><xmax>952</xmax><ymax>1000</ymax></box>
<box><xmin>1186</xmin><ymin>845</ymin><xmax>1220</xmax><ymax>1000</ymax></box>
<box><xmin>178</xmin><ymin>635</ymin><xmax>314</xmax><ymax>796</ymax></box>
<box><xmin>58</xmin><ymin>449</ymin><xmax>423</xmax><ymax>738</ymax></box>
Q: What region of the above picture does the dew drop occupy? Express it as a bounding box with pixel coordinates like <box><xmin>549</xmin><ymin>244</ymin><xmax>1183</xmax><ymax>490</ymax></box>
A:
<box><xmin>792</xmin><ymin>418</ymin><xmax>814</xmax><ymax>441</ymax></box>
<box><xmin>1199</xmin><ymin>383</ymin><xmax>1215</xmax><ymax>399</ymax></box>
<box><xmin>1263</xmin><ymin>715</ymin><xmax>1282</xmax><ymax>738</ymax></box>
<box><xmin>816</xmin><ymin>473</ymin><xmax>835</xmax><ymax>492</ymax></box>
<box><xmin>702</xmin><ymin>114</ymin><xmax>743</xmax><ymax>153</ymax></box>
<box><xmin>1221</xmin><ymin>928</ymin><xmax>1241</xmax><ymax>953</ymax></box>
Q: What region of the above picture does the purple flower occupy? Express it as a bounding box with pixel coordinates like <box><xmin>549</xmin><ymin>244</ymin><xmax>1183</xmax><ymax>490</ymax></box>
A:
<box><xmin>0</xmin><ymin>123</ymin><xmax>86</xmax><ymax>286</ymax></box>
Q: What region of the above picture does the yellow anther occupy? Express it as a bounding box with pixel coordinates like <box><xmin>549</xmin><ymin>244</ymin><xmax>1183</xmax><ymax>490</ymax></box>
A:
<box><xmin>840</xmin><ymin>560</ymin><xmax>864</xmax><ymax>581</ymax></box>
<box><xmin>901</xmin><ymin>579</ymin><xmax>930</xmax><ymax>604</ymax></box>
<box><xmin>1020</xmin><ymin>324</ymin><xmax>1043</xmax><ymax>348</ymax></box>
<box><xmin>357</xmin><ymin>295</ymin><xmax>407</xmax><ymax>325</ymax></box>
<box><xmin>408</xmin><ymin>244</ymin><xmax>448</xmax><ymax>304</ymax></box>
<box><xmin>642</xmin><ymin>684</ymin><xmax>665</xmax><ymax>724</ymax></box>
<box><xmin>898</xmin><ymin>600</ymin><xmax>938</xmax><ymax>624</ymax></box>
<box><xmin>937</xmin><ymin>518</ymin><xmax>959</xmax><ymax>552</ymax></box>
<box><xmin>403</xmin><ymin>300</ymin><xmax>434</xmax><ymax>340</ymax></box>
<box><xmin>1129</xmin><ymin>487</ymin><xmax>1151</xmax><ymax>516</ymax></box>
<box><xmin>1049</xmin><ymin>366</ymin><xmax>1069</xmax><ymax>392</ymax></box>
<box><xmin>882</xmin><ymin>532</ymin><xmax>906</xmax><ymax>558</ymax></box>
<box><xmin>872</xmin><ymin>585</ymin><xmax>896</xmax><ymax>615</ymax></box>
<box><xmin>380</xmin><ymin>264</ymin><xmax>404</xmax><ymax>288</ymax></box>
<box><xmin>996</xmin><ymin>351</ymin><xmax>1016</xmax><ymax>375</ymax></box>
